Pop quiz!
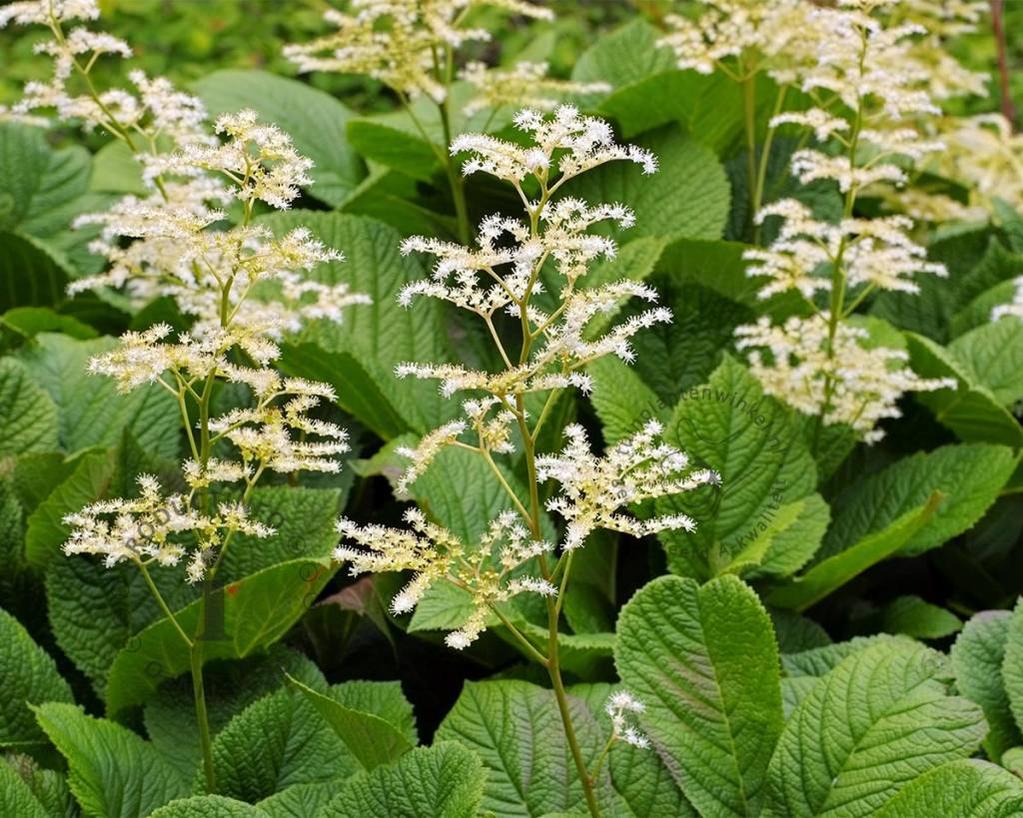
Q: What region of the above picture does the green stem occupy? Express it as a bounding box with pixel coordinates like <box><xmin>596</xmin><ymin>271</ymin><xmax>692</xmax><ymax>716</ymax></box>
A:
<box><xmin>742</xmin><ymin>74</ymin><xmax>758</xmax><ymax>237</ymax></box>
<box><xmin>752</xmin><ymin>85</ymin><xmax>788</xmax><ymax>245</ymax></box>
<box><xmin>190</xmin><ymin>635</ymin><xmax>216</xmax><ymax>792</ymax></box>
<box><xmin>438</xmin><ymin>99</ymin><xmax>471</xmax><ymax>244</ymax></box>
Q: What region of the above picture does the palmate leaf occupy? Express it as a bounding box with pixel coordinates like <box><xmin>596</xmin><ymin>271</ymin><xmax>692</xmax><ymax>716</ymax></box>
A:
<box><xmin>0</xmin><ymin>606</ymin><xmax>74</xmax><ymax>748</ymax></box>
<box><xmin>33</xmin><ymin>702</ymin><xmax>189</xmax><ymax>818</ymax></box>
<box><xmin>321</xmin><ymin>743</ymin><xmax>484</xmax><ymax>818</ymax></box>
<box><xmin>615</xmin><ymin>575</ymin><xmax>783</xmax><ymax>818</ymax></box>
<box><xmin>762</xmin><ymin>641</ymin><xmax>986</xmax><ymax>818</ymax></box>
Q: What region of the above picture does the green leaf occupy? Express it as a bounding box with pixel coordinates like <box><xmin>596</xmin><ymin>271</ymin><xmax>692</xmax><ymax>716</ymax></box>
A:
<box><xmin>144</xmin><ymin>647</ymin><xmax>326</xmax><ymax>780</ymax></box>
<box><xmin>615</xmin><ymin>575</ymin><xmax>783</xmax><ymax>818</ymax></box>
<box><xmin>571</xmin><ymin>20</ymin><xmax>675</xmax><ymax>110</ymax></box>
<box><xmin>780</xmin><ymin>634</ymin><xmax>909</xmax><ymax>678</ymax></box>
<box><xmin>347</xmin><ymin>120</ymin><xmax>440</xmax><ymax>182</ymax></box>
<box><xmin>285</xmin><ymin>673</ymin><xmax>415</xmax><ymax>771</ymax></box>
<box><xmin>322</xmin><ymin>743</ymin><xmax>484</xmax><ymax>818</ymax></box>
<box><xmin>0</xmin><ymin>357</ymin><xmax>58</xmax><ymax>457</ymax></box>
<box><xmin>906</xmin><ymin>332</ymin><xmax>1023</xmax><ymax>446</ymax></box>
<box><xmin>103</xmin><ymin>557</ymin><xmax>335</xmax><ymax>716</ymax></box>
<box><xmin>25</xmin><ymin>448</ymin><xmax>117</xmax><ymax>569</ymax></box>
<box><xmin>566</xmin><ymin>124</ymin><xmax>730</xmax><ymax>242</ymax></box>
<box><xmin>0</xmin><ymin>606</ymin><xmax>73</xmax><ymax>747</ymax></box>
<box><xmin>89</xmin><ymin>140</ymin><xmax>146</xmax><ymax>196</ymax></box>
<box><xmin>261</xmin><ymin>211</ymin><xmax>453</xmax><ymax>437</ymax></box>
<box><xmin>1</xmin><ymin>306</ymin><xmax>97</xmax><ymax>344</ymax></box>
<box><xmin>587</xmin><ymin>356</ymin><xmax>667</xmax><ymax>446</ymax></box>
<box><xmin>208</xmin><ymin>687</ymin><xmax>354</xmax><ymax>803</ymax></box>
<box><xmin>0</xmin><ymin>233</ymin><xmax>68</xmax><ymax>312</ymax></box>
<box><xmin>880</xmin><ymin>595</ymin><xmax>962</xmax><ymax>639</ymax></box>
<box><xmin>148</xmin><ymin>795</ymin><xmax>266</xmax><ymax>818</ymax></box>
<box><xmin>873</xmin><ymin>760</ymin><xmax>1023</xmax><ymax>818</ymax></box>
<box><xmin>568</xmin><ymin>683</ymin><xmax>697</xmax><ymax>818</ymax></box>
<box><xmin>724</xmin><ymin>492</ymin><xmax>831</xmax><ymax>579</ymax></box>
<box><xmin>434</xmin><ymin>680</ymin><xmax>616</xmax><ymax>817</ymax></box>
<box><xmin>0</xmin><ymin>760</ymin><xmax>49</xmax><ymax>818</ymax></box>
<box><xmin>194</xmin><ymin>70</ymin><xmax>366</xmax><ymax>207</ymax></box>
<box><xmin>819</xmin><ymin>444</ymin><xmax>1017</xmax><ymax>559</ymax></box>
<box><xmin>762</xmin><ymin>641</ymin><xmax>986</xmax><ymax>818</ymax></box>
<box><xmin>657</xmin><ymin>356</ymin><xmax>818</xmax><ymax>579</ymax></box>
<box><xmin>944</xmin><ymin>318</ymin><xmax>1023</xmax><ymax>406</ymax></box>
<box><xmin>1002</xmin><ymin>599</ymin><xmax>1023</xmax><ymax>748</ymax></box>
<box><xmin>768</xmin><ymin>493</ymin><xmax>943</xmax><ymax>612</ymax></box>
<box><xmin>33</xmin><ymin>702</ymin><xmax>189</xmax><ymax>818</ymax></box>
<box><xmin>17</xmin><ymin>334</ymin><xmax>179</xmax><ymax>457</ymax></box>
<box><xmin>257</xmin><ymin>782</ymin><xmax>337</xmax><ymax>818</ymax></box>
<box><xmin>951</xmin><ymin>610</ymin><xmax>1021</xmax><ymax>760</ymax></box>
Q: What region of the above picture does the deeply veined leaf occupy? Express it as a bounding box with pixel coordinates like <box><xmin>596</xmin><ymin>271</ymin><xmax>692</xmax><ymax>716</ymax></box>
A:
<box><xmin>0</xmin><ymin>357</ymin><xmax>58</xmax><ymax>457</ymax></box>
<box><xmin>873</xmin><ymin>760</ymin><xmax>1023</xmax><ymax>818</ymax></box>
<box><xmin>0</xmin><ymin>760</ymin><xmax>49</xmax><ymax>818</ymax></box>
<box><xmin>952</xmin><ymin>610</ymin><xmax>1022</xmax><ymax>760</ymax></box>
<box><xmin>906</xmin><ymin>332</ymin><xmax>1023</xmax><ymax>446</ymax></box>
<box><xmin>148</xmin><ymin>795</ymin><xmax>267</xmax><ymax>817</ymax></box>
<box><xmin>819</xmin><ymin>443</ymin><xmax>1017</xmax><ymax>560</ymax></box>
<box><xmin>103</xmin><ymin>557</ymin><xmax>335</xmax><ymax>716</ymax></box>
<box><xmin>880</xmin><ymin>595</ymin><xmax>962</xmax><ymax>639</ymax></box>
<box><xmin>0</xmin><ymin>606</ymin><xmax>74</xmax><ymax>747</ymax></box>
<box><xmin>762</xmin><ymin>641</ymin><xmax>986</xmax><ymax>818</ymax></box>
<box><xmin>1002</xmin><ymin>599</ymin><xmax>1023</xmax><ymax>747</ymax></box>
<box><xmin>321</xmin><ymin>743</ymin><xmax>485</xmax><ymax>818</ymax></box>
<box><xmin>588</xmin><ymin>356</ymin><xmax>667</xmax><ymax>446</ymax></box>
<box><xmin>285</xmin><ymin>674</ymin><xmax>415</xmax><ymax>771</ymax></box>
<box><xmin>257</xmin><ymin>781</ymin><xmax>337</xmax><ymax>818</ymax></box>
<box><xmin>16</xmin><ymin>334</ymin><xmax>179</xmax><ymax>457</ymax></box>
<box><xmin>207</xmin><ymin>687</ymin><xmax>355</xmax><ymax>803</ymax></box>
<box><xmin>657</xmin><ymin>356</ymin><xmax>818</xmax><ymax>579</ymax></box>
<box><xmin>194</xmin><ymin>70</ymin><xmax>366</xmax><ymax>207</ymax></box>
<box><xmin>768</xmin><ymin>493</ymin><xmax>943</xmax><ymax>612</ymax></box>
<box><xmin>944</xmin><ymin>318</ymin><xmax>1023</xmax><ymax>407</ymax></box>
<box><xmin>615</xmin><ymin>575</ymin><xmax>783</xmax><ymax>818</ymax></box>
<box><xmin>567</xmin><ymin>125</ymin><xmax>730</xmax><ymax>243</ymax></box>
<box><xmin>33</xmin><ymin>702</ymin><xmax>189</xmax><ymax>818</ymax></box>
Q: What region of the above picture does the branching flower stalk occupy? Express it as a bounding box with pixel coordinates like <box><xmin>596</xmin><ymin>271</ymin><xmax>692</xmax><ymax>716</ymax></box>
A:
<box><xmin>284</xmin><ymin>0</ymin><xmax>608</xmax><ymax>244</ymax></box>
<box><xmin>334</xmin><ymin>106</ymin><xmax>717</xmax><ymax>816</ymax></box>
<box><xmin>2</xmin><ymin>0</ymin><xmax>365</xmax><ymax>793</ymax></box>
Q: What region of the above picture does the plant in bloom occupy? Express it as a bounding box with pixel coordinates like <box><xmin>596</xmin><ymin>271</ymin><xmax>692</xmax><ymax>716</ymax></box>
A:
<box><xmin>1</xmin><ymin>0</ymin><xmax>365</xmax><ymax>794</ymax></box>
<box><xmin>332</xmin><ymin>104</ymin><xmax>716</xmax><ymax>817</ymax></box>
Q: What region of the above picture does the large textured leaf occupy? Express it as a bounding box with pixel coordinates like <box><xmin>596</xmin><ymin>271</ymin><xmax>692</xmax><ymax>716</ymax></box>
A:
<box><xmin>103</xmin><ymin>557</ymin><xmax>335</xmax><ymax>716</ymax></box>
<box><xmin>1003</xmin><ymin>599</ymin><xmax>1023</xmax><ymax>746</ymax></box>
<box><xmin>208</xmin><ymin>687</ymin><xmax>354</xmax><ymax>803</ymax></box>
<box><xmin>952</xmin><ymin>610</ymin><xmax>1021</xmax><ymax>760</ymax></box>
<box><xmin>615</xmin><ymin>575</ymin><xmax>782</xmax><ymax>818</ymax></box>
<box><xmin>25</xmin><ymin>448</ymin><xmax>117</xmax><ymax>569</ymax></box>
<box><xmin>726</xmin><ymin>492</ymin><xmax>831</xmax><ymax>579</ymax></box>
<box><xmin>768</xmin><ymin>494</ymin><xmax>943</xmax><ymax>612</ymax></box>
<box><xmin>194</xmin><ymin>70</ymin><xmax>366</xmax><ymax>207</ymax></box>
<box><xmin>880</xmin><ymin>595</ymin><xmax>962</xmax><ymax>639</ymax></box>
<box><xmin>569</xmin><ymin>683</ymin><xmax>697</xmax><ymax>818</ymax></box>
<box><xmin>263</xmin><ymin>211</ymin><xmax>453</xmax><ymax>437</ymax></box>
<box><xmin>906</xmin><ymin>332</ymin><xmax>1023</xmax><ymax>446</ymax></box>
<box><xmin>0</xmin><ymin>233</ymin><xmax>69</xmax><ymax>311</ymax></box>
<box><xmin>434</xmin><ymin>680</ymin><xmax>620</xmax><ymax>817</ymax></box>
<box><xmin>588</xmin><ymin>356</ymin><xmax>667</xmax><ymax>446</ymax></box>
<box><xmin>148</xmin><ymin>796</ymin><xmax>264</xmax><ymax>818</ymax></box>
<box><xmin>0</xmin><ymin>357</ymin><xmax>58</xmax><ymax>457</ymax></box>
<box><xmin>566</xmin><ymin>125</ymin><xmax>730</xmax><ymax>242</ymax></box>
<box><xmin>0</xmin><ymin>761</ymin><xmax>49</xmax><ymax>818</ymax></box>
<box><xmin>944</xmin><ymin>318</ymin><xmax>1023</xmax><ymax>406</ymax></box>
<box><xmin>322</xmin><ymin>743</ymin><xmax>484</xmax><ymax>818</ymax></box>
<box><xmin>33</xmin><ymin>702</ymin><xmax>189</xmax><ymax>818</ymax></box>
<box><xmin>257</xmin><ymin>782</ymin><xmax>336</xmax><ymax>818</ymax></box>
<box><xmin>819</xmin><ymin>444</ymin><xmax>1017</xmax><ymax>560</ymax></box>
<box><xmin>0</xmin><ymin>606</ymin><xmax>74</xmax><ymax>747</ymax></box>
<box><xmin>873</xmin><ymin>760</ymin><xmax>1023</xmax><ymax>818</ymax></box>
<box><xmin>657</xmin><ymin>356</ymin><xmax>819</xmax><ymax>579</ymax></box>
<box><xmin>17</xmin><ymin>334</ymin><xmax>179</xmax><ymax>457</ymax></box>
<box><xmin>286</xmin><ymin>674</ymin><xmax>415</xmax><ymax>771</ymax></box>
<box><xmin>762</xmin><ymin>641</ymin><xmax>986</xmax><ymax>818</ymax></box>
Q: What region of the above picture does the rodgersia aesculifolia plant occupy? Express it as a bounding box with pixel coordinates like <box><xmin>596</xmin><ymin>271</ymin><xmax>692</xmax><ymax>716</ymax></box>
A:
<box><xmin>335</xmin><ymin>104</ymin><xmax>716</xmax><ymax>814</ymax></box>
<box><xmin>1</xmin><ymin>0</ymin><xmax>366</xmax><ymax>793</ymax></box>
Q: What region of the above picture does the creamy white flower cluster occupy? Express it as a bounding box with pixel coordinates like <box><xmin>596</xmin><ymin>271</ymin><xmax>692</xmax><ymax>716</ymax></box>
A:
<box><xmin>537</xmin><ymin>421</ymin><xmax>720</xmax><ymax>551</ymax></box>
<box><xmin>745</xmin><ymin>200</ymin><xmax>946</xmax><ymax>300</ymax></box>
<box><xmin>736</xmin><ymin>315</ymin><xmax>954</xmax><ymax>443</ymax></box>
<box><xmin>604</xmin><ymin>690</ymin><xmax>649</xmax><ymax>749</ymax></box>
<box><xmin>335</xmin><ymin>509</ymin><xmax>556</xmax><ymax>649</ymax></box>
<box><xmin>62</xmin><ymin>475</ymin><xmax>275</xmax><ymax>583</ymax></box>
<box><xmin>993</xmin><ymin>279</ymin><xmax>1023</xmax><ymax>323</ymax></box>
<box><xmin>284</xmin><ymin>0</ymin><xmax>553</xmax><ymax>104</ymax></box>
<box><xmin>460</xmin><ymin>61</ymin><xmax>610</xmax><ymax>116</ymax></box>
